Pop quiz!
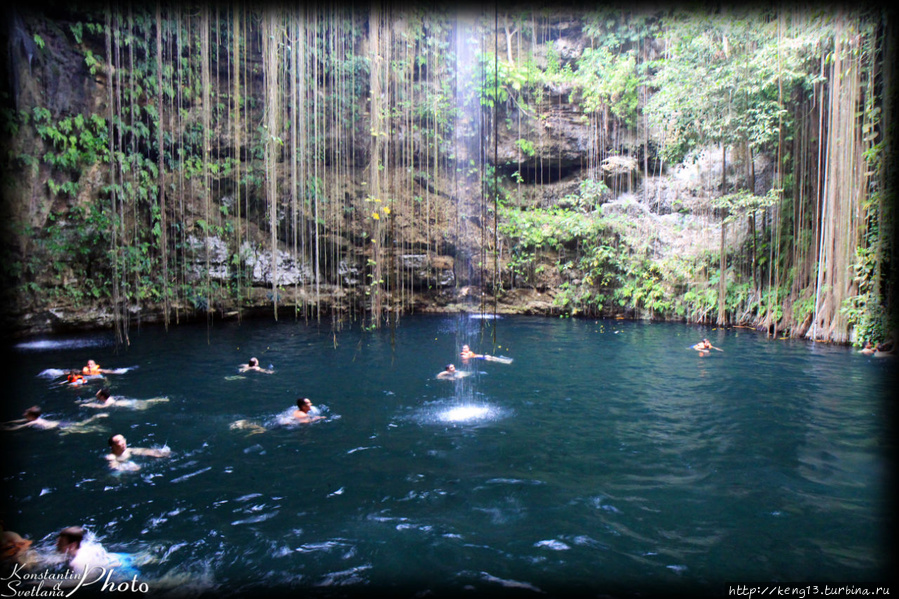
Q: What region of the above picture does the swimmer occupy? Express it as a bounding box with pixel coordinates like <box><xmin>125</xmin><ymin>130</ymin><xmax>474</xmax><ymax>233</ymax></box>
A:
<box><xmin>2</xmin><ymin>406</ymin><xmax>108</xmax><ymax>432</ymax></box>
<box><xmin>293</xmin><ymin>398</ymin><xmax>324</xmax><ymax>423</ymax></box>
<box><xmin>239</xmin><ymin>357</ymin><xmax>273</xmax><ymax>374</ymax></box>
<box><xmin>461</xmin><ymin>345</ymin><xmax>513</xmax><ymax>363</ymax></box>
<box><xmin>860</xmin><ymin>340</ymin><xmax>876</xmax><ymax>355</ymax></box>
<box><xmin>1</xmin><ymin>530</ymin><xmax>36</xmax><ymax>574</ymax></box>
<box><xmin>80</xmin><ymin>388</ymin><xmax>169</xmax><ymax>410</ymax></box>
<box><xmin>460</xmin><ymin>345</ymin><xmax>483</xmax><ymax>360</ymax></box>
<box><xmin>66</xmin><ymin>370</ymin><xmax>87</xmax><ymax>386</ymax></box>
<box><xmin>229</xmin><ymin>419</ymin><xmax>267</xmax><ymax>435</ymax></box>
<box><xmin>692</xmin><ymin>338</ymin><xmax>722</xmax><ymax>353</ymax></box>
<box><xmin>55</xmin><ymin>526</ymin><xmax>84</xmax><ymax>561</ymax></box>
<box><xmin>437</xmin><ymin>364</ymin><xmax>457</xmax><ymax>379</ymax></box>
<box><xmin>82</xmin><ymin>360</ymin><xmax>108</xmax><ymax>376</ymax></box>
<box><xmin>55</xmin><ymin>527</ymin><xmax>136</xmax><ymax>579</ymax></box>
<box><xmin>437</xmin><ymin>364</ymin><xmax>470</xmax><ymax>380</ymax></box>
<box><xmin>106</xmin><ymin>433</ymin><xmax>171</xmax><ymax>471</ymax></box>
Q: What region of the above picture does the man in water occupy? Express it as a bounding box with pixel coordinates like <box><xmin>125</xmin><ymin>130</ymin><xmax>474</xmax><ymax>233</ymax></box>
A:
<box><xmin>460</xmin><ymin>345</ymin><xmax>482</xmax><ymax>360</ymax></box>
<box><xmin>55</xmin><ymin>526</ymin><xmax>138</xmax><ymax>580</ymax></box>
<box><xmin>293</xmin><ymin>398</ymin><xmax>324</xmax><ymax>423</ymax></box>
<box><xmin>437</xmin><ymin>364</ymin><xmax>457</xmax><ymax>379</ymax></box>
<box><xmin>239</xmin><ymin>357</ymin><xmax>273</xmax><ymax>374</ymax></box>
<box><xmin>692</xmin><ymin>338</ymin><xmax>722</xmax><ymax>353</ymax></box>
<box><xmin>55</xmin><ymin>526</ymin><xmax>85</xmax><ymax>562</ymax></box>
<box><xmin>2</xmin><ymin>406</ymin><xmax>108</xmax><ymax>432</ymax></box>
<box><xmin>106</xmin><ymin>434</ymin><xmax>171</xmax><ymax>471</ymax></box>
<box><xmin>80</xmin><ymin>388</ymin><xmax>169</xmax><ymax>410</ymax></box>
<box><xmin>437</xmin><ymin>364</ymin><xmax>469</xmax><ymax>380</ymax></box>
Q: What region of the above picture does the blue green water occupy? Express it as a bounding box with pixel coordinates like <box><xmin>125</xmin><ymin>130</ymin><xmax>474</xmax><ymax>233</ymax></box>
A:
<box><xmin>2</xmin><ymin>315</ymin><xmax>894</xmax><ymax>597</ymax></box>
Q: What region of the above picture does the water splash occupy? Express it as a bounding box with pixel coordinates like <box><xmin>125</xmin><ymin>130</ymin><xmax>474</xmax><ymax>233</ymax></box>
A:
<box><xmin>438</xmin><ymin>405</ymin><xmax>492</xmax><ymax>423</ymax></box>
<box><xmin>412</xmin><ymin>397</ymin><xmax>508</xmax><ymax>427</ymax></box>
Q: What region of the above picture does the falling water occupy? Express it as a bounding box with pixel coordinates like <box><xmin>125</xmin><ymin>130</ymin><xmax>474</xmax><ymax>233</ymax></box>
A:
<box><xmin>449</xmin><ymin>9</ymin><xmax>485</xmax><ymax>412</ymax></box>
<box><xmin>452</xmin><ymin>8</ymin><xmax>483</xmax><ymax>299</ymax></box>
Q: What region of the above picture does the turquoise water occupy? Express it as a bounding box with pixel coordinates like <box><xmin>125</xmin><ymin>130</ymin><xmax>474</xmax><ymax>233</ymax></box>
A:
<box><xmin>2</xmin><ymin>315</ymin><xmax>894</xmax><ymax>597</ymax></box>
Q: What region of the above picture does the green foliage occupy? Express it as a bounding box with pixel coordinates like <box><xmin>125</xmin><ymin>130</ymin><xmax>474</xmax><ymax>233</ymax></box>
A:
<box><xmin>21</xmin><ymin>204</ymin><xmax>115</xmax><ymax>306</ymax></box>
<box><xmin>4</xmin><ymin>5</ymin><xmax>890</xmax><ymax>340</ymax></box>
<box><xmin>31</xmin><ymin>108</ymin><xmax>110</xmax><ymax>197</ymax></box>
<box><xmin>712</xmin><ymin>189</ymin><xmax>780</xmax><ymax>222</ymax></box>
<box><xmin>645</xmin><ymin>11</ymin><xmax>815</xmax><ymax>163</ymax></box>
<box><xmin>477</xmin><ymin>50</ymin><xmax>542</xmax><ymax>108</ymax></box>
<box><xmin>514</xmin><ymin>138</ymin><xmax>535</xmax><ymax>157</ymax></box>
<box><xmin>573</xmin><ymin>47</ymin><xmax>640</xmax><ymax>125</ymax></box>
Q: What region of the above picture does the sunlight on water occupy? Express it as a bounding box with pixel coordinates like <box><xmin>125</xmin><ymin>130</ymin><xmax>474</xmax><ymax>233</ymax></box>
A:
<box><xmin>410</xmin><ymin>397</ymin><xmax>508</xmax><ymax>427</ymax></box>
<box><xmin>438</xmin><ymin>404</ymin><xmax>491</xmax><ymax>422</ymax></box>
<box><xmin>16</xmin><ymin>337</ymin><xmax>113</xmax><ymax>351</ymax></box>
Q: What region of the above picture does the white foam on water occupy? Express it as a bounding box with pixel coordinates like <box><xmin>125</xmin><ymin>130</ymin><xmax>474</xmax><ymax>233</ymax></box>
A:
<box><xmin>37</xmin><ymin>368</ymin><xmax>67</xmax><ymax>379</ymax></box>
<box><xmin>535</xmin><ymin>539</ymin><xmax>570</xmax><ymax>551</ymax></box>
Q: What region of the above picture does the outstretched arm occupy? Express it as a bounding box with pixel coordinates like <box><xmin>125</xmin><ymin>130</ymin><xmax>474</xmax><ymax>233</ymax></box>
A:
<box><xmin>131</xmin><ymin>446</ymin><xmax>171</xmax><ymax>458</ymax></box>
<box><xmin>2</xmin><ymin>420</ymin><xmax>33</xmax><ymax>431</ymax></box>
<box><xmin>76</xmin><ymin>413</ymin><xmax>109</xmax><ymax>425</ymax></box>
<box><xmin>79</xmin><ymin>400</ymin><xmax>110</xmax><ymax>408</ymax></box>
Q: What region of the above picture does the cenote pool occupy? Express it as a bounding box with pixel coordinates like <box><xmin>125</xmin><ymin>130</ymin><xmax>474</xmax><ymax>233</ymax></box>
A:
<box><xmin>1</xmin><ymin>315</ymin><xmax>895</xmax><ymax>597</ymax></box>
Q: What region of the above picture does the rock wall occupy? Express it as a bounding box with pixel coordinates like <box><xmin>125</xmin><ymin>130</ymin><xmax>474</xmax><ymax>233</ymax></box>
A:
<box><xmin>0</xmin><ymin>7</ymin><xmax>766</xmax><ymax>338</ymax></box>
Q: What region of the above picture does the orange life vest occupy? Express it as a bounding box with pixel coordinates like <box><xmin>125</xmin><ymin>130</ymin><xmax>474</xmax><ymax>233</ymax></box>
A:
<box><xmin>82</xmin><ymin>365</ymin><xmax>101</xmax><ymax>375</ymax></box>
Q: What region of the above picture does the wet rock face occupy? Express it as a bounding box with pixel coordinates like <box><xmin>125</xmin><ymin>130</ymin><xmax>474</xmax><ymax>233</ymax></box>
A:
<box><xmin>491</xmin><ymin>85</ymin><xmax>594</xmax><ymax>174</ymax></box>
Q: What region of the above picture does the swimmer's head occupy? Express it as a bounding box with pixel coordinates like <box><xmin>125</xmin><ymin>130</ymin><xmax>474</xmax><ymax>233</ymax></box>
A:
<box><xmin>56</xmin><ymin>526</ymin><xmax>84</xmax><ymax>554</ymax></box>
<box><xmin>96</xmin><ymin>388</ymin><xmax>111</xmax><ymax>401</ymax></box>
<box><xmin>296</xmin><ymin>397</ymin><xmax>313</xmax><ymax>412</ymax></box>
<box><xmin>445</xmin><ymin>364</ymin><xmax>455</xmax><ymax>372</ymax></box>
<box><xmin>108</xmin><ymin>434</ymin><xmax>127</xmax><ymax>454</ymax></box>
<box><xmin>249</xmin><ymin>358</ymin><xmax>259</xmax><ymax>367</ymax></box>
<box><xmin>23</xmin><ymin>406</ymin><xmax>41</xmax><ymax>421</ymax></box>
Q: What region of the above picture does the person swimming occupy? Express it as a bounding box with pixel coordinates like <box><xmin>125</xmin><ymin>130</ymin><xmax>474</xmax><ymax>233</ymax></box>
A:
<box><xmin>105</xmin><ymin>434</ymin><xmax>171</xmax><ymax>471</ymax></box>
<box><xmin>461</xmin><ymin>345</ymin><xmax>514</xmax><ymax>364</ymax></box>
<box><xmin>293</xmin><ymin>398</ymin><xmax>324</xmax><ymax>423</ymax></box>
<box><xmin>2</xmin><ymin>406</ymin><xmax>108</xmax><ymax>432</ymax></box>
<box><xmin>81</xmin><ymin>360</ymin><xmax>107</xmax><ymax>376</ymax></box>
<box><xmin>55</xmin><ymin>526</ymin><xmax>140</xmax><ymax>581</ymax></box>
<box><xmin>460</xmin><ymin>345</ymin><xmax>482</xmax><ymax>360</ymax></box>
<box><xmin>692</xmin><ymin>338</ymin><xmax>722</xmax><ymax>353</ymax></box>
<box><xmin>238</xmin><ymin>357</ymin><xmax>273</xmax><ymax>374</ymax></box>
<box><xmin>67</xmin><ymin>370</ymin><xmax>87</xmax><ymax>386</ymax></box>
<box><xmin>229</xmin><ymin>419</ymin><xmax>268</xmax><ymax>435</ymax></box>
<box><xmin>437</xmin><ymin>364</ymin><xmax>470</xmax><ymax>380</ymax></box>
<box><xmin>230</xmin><ymin>398</ymin><xmax>325</xmax><ymax>433</ymax></box>
<box><xmin>80</xmin><ymin>388</ymin><xmax>169</xmax><ymax>410</ymax></box>
<box><xmin>1</xmin><ymin>530</ymin><xmax>36</xmax><ymax>576</ymax></box>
